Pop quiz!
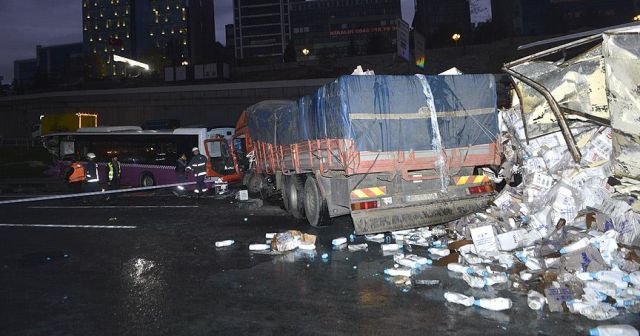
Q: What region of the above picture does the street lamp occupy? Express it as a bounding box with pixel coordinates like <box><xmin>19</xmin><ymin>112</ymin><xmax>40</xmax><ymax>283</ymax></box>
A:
<box><xmin>302</xmin><ymin>48</ymin><xmax>310</xmax><ymax>56</ymax></box>
<box><xmin>634</xmin><ymin>14</ymin><xmax>640</xmax><ymax>21</ymax></box>
<box><xmin>181</xmin><ymin>60</ymin><xmax>189</xmax><ymax>66</ymax></box>
<box><xmin>452</xmin><ymin>33</ymin><xmax>461</xmax><ymax>46</ymax></box>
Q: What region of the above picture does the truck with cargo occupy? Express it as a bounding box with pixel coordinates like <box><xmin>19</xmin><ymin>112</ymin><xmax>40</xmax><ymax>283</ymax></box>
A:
<box><xmin>234</xmin><ymin>74</ymin><xmax>502</xmax><ymax>234</ymax></box>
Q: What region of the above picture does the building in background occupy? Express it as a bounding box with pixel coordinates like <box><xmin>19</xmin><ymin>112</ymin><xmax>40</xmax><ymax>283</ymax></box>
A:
<box><xmin>232</xmin><ymin>0</ymin><xmax>291</xmax><ymax>63</ymax></box>
<box><xmin>290</xmin><ymin>0</ymin><xmax>401</xmax><ymax>61</ymax></box>
<box><xmin>13</xmin><ymin>43</ymin><xmax>84</xmax><ymax>92</ymax></box>
<box><xmin>82</xmin><ymin>0</ymin><xmax>216</xmax><ymax>79</ymax></box>
<box><xmin>13</xmin><ymin>59</ymin><xmax>38</xmax><ymax>91</ymax></box>
<box><xmin>490</xmin><ymin>0</ymin><xmax>549</xmax><ymax>37</ymax></box>
<box><xmin>225</xmin><ymin>23</ymin><xmax>235</xmax><ymax>52</ymax></box>
<box><xmin>412</xmin><ymin>0</ymin><xmax>471</xmax><ymax>48</ymax></box>
<box><xmin>491</xmin><ymin>0</ymin><xmax>639</xmax><ymax>38</ymax></box>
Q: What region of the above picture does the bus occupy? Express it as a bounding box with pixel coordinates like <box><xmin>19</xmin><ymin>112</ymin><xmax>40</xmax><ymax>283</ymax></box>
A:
<box><xmin>44</xmin><ymin>126</ymin><xmax>241</xmax><ymax>190</ymax></box>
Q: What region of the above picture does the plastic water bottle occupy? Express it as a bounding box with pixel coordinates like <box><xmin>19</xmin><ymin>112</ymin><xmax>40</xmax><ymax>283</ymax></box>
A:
<box><xmin>527</xmin><ymin>290</ymin><xmax>546</xmax><ymax>310</ymax></box>
<box><xmin>473</xmin><ymin>297</ymin><xmax>512</xmax><ymax>311</ymax></box>
<box><xmin>381</xmin><ymin>243</ymin><xmax>402</xmax><ymax>251</ymax></box>
<box><xmin>444</xmin><ymin>292</ymin><xmax>475</xmax><ymax>307</ymax></box>
<box><xmin>332</xmin><ymin>237</ymin><xmax>347</xmax><ymax>246</ymax></box>
<box><xmin>447</xmin><ymin>263</ymin><xmax>491</xmax><ymax>277</ymax></box>
<box><xmin>384</xmin><ymin>267</ymin><xmax>412</xmax><ymax>277</ymax></box>
<box><xmin>249</xmin><ymin>243</ymin><xmax>270</xmax><ymax>251</ymax></box>
<box><xmin>321</xmin><ymin>253</ymin><xmax>329</xmax><ymax>262</ymax></box>
<box><xmin>585</xmin><ymin>281</ymin><xmax>618</xmax><ymax>297</ymax></box>
<box><xmin>215</xmin><ymin>240</ymin><xmax>235</xmax><ymax>247</ymax></box>
<box><xmin>578</xmin><ymin>302</ymin><xmax>619</xmax><ymax>320</ymax></box>
<box><xmin>580</xmin><ymin>271</ymin><xmax>629</xmax><ymax>289</ymax></box>
<box><xmin>623</xmin><ymin>271</ymin><xmax>640</xmax><ymax>287</ymax></box>
<box><xmin>394</xmin><ymin>254</ymin><xmax>432</xmax><ymax>268</ymax></box>
<box><xmin>559</xmin><ymin>237</ymin><xmax>590</xmax><ymax>254</ymax></box>
<box><xmin>428</xmin><ymin>247</ymin><xmax>450</xmax><ymax>257</ymax></box>
<box><xmin>589</xmin><ymin>325</ymin><xmax>639</xmax><ymax>336</ymax></box>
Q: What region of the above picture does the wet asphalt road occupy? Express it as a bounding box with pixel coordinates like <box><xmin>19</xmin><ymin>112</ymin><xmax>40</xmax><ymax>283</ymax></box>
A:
<box><xmin>0</xmin><ymin>192</ymin><xmax>638</xmax><ymax>336</ymax></box>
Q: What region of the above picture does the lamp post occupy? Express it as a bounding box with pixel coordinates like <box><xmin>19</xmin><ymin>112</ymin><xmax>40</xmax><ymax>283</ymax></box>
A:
<box><xmin>302</xmin><ymin>48</ymin><xmax>310</xmax><ymax>56</ymax></box>
<box><xmin>634</xmin><ymin>14</ymin><xmax>640</xmax><ymax>21</ymax></box>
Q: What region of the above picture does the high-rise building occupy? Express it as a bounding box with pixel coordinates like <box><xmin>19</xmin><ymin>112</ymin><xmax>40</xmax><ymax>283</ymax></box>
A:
<box><xmin>491</xmin><ymin>0</ymin><xmax>549</xmax><ymax>37</ymax></box>
<box><xmin>290</xmin><ymin>0</ymin><xmax>401</xmax><ymax>60</ymax></box>
<box><xmin>225</xmin><ymin>23</ymin><xmax>235</xmax><ymax>51</ymax></box>
<box><xmin>82</xmin><ymin>0</ymin><xmax>215</xmax><ymax>78</ymax></box>
<box><xmin>412</xmin><ymin>0</ymin><xmax>471</xmax><ymax>48</ymax></box>
<box><xmin>492</xmin><ymin>0</ymin><xmax>639</xmax><ymax>38</ymax></box>
<box><xmin>232</xmin><ymin>0</ymin><xmax>291</xmax><ymax>62</ymax></box>
<box><xmin>547</xmin><ymin>0</ymin><xmax>639</xmax><ymax>33</ymax></box>
<box><xmin>13</xmin><ymin>59</ymin><xmax>37</xmax><ymax>90</ymax></box>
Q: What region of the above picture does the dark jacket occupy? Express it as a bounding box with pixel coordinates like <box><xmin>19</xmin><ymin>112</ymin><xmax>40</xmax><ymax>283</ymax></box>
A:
<box><xmin>85</xmin><ymin>160</ymin><xmax>99</xmax><ymax>183</ymax></box>
<box><xmin>188</xmin><ymin>154</ymin><xmax>207</xmax><ymax>177</ymax></box>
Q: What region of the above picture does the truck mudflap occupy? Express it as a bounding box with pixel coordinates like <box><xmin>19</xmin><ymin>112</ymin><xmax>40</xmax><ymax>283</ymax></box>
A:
<box><xmin>351</xmin><ymin>195</ymin><xmax>494</xmax><ymax>235</ymax></box>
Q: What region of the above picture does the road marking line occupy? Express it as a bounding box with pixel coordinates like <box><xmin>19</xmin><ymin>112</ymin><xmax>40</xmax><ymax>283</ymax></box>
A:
<box><xmin>28</xmin><ymin>205</ymin><xmax>199</xmax><ymax>209</ymax></box>
<box><xmin>0</xmin><ymin>224</ymin><xmax>137</xmax><ymax>229</ymax></box>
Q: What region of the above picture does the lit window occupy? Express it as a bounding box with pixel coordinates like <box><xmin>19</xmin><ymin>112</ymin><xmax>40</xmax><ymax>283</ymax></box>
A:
<box><xmin>165</xmin><ymin>17</ymin><xmax>168</xmax><ymax>22</ymax></box>
<box><xmin>171</xmin><ymin>28</ymin><xmax>175</xmax><ymax>34</ymax></box>
<box><xmin>183</xmin><ymin>39</ymin><xmax>187</xmax><ymax>45</ymax></box>
<box><xmin>89</xmin><ymin>37</ymin><xmax>94</xmax><ymax>42</ymax></box>
<box><xmin>150</xmin><ymin>32</ymin><xmax>154</xmax><ymax>36</ymax></box>
<box><xmin>84</xmin><ymin>26</ymin><xmax>88</xmax><ymax>31</ymax></box>
<box><xmin>161</xmin><ymin>30</ymin><xmax>165</xmax><ymax>35</ymax></box>
<box><xmin>166</xmin><ymin>5</ymin><xmax>170</xmax><ymax>10</ymax></box>
<box><xmin>94</xmin><ymin>2</ymin><xmax>97</xmax><ymax>6</ymax></box>
<box><xmin>98</xmin><ymin>36</ymin><xmax>102</xmax><ymax>41</ymax></box>
<box><xmin>126</xmin><ymin>33</ymin><xmax>130</xmax><ymax>38</ymax></box>
<box><xmin>94</xmin><ymin>25</ymin><xmax>98</xmax><ymax>30</ymax></box>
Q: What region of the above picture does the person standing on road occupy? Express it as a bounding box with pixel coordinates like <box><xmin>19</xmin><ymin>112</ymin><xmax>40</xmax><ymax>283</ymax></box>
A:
<box><xmin>174</xmin><ymin>153</ymin><xmax>188</xmax><ymax>196</ymax></box>
<box><xmin>106</xmin><ymin>156</ymin><xmax>121</xmax><ymax>200</ymax></box>
<box><xmin>84</xmin><ymin>152</ymin><xmax>100</xmax><ymax>192</ymax></box>
<box><xmin>106</xmin><ymin>156</ymin><xmax>121</xmax><ymax>189</ymax></box>
<box><xmin>187</xmin><ymin>147</ymin><xmax>207</xmax><ymax>195</ymax></box>
<box><xmin>65</xmin><ymin>158</ymin><xmax>86</xmax><ymax>193</ymax></box>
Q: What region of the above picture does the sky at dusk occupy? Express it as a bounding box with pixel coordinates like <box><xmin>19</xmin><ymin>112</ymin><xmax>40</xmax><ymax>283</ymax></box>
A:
<box><xmin>0</xmin><ymin>0</ymin><xmax>490</xmax><ymax>85</ymax></box>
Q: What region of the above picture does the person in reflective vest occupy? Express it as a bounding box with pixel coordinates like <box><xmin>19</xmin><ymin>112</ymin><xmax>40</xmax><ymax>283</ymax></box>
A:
<box><xmin>105</xmin><ymin>156</ymin><xmax>121</xmax><ymax>200</ymax></box>
<box><xmin>84</xmin><ymin>152</ymin><xmax>100</xmax><ymax>192</ymax></box>
<box><xmin>65</xmin><ymin>159</ymin><xmax>86</xmax><ymax>193</ymax></box>
<box><xmin>187</xmin><ymin>147</ymin><xmax>207</xmax><ymax>195</ymax></box>
<box><xmin>106</xmin><ymin>156</ymin><xmax>121</xmax><ymax>189</ymax></box>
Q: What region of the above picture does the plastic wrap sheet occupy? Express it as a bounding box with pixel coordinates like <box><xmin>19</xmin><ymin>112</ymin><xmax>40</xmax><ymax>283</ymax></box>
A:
<box><xmin>603</xmin><ymin>26</ymin><xmax>640</xmax><ymax>180</ymax></box>
<box><xmin>247</xmin><ymin>75</ymin><xmax>499</xmax><ymax>152</ymax></box>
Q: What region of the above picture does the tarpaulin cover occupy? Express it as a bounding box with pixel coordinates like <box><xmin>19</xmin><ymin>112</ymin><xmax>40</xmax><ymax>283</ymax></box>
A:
<box><xmin>246</xmin><ymin>74</ymin><xmax>498</xmax><ymax>152</ymax></box>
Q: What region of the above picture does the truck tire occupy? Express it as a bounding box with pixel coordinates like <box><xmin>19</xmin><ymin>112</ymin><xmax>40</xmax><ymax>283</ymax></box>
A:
<box><xmin>304</xmin><ymin>176</ymin><xmax>330</xmax><ymax>227</ymax></box>
<box><xmin>286</xmin><ymin>175</ymin><xmax>305</xmax><ymax>219</ymax></box>
<box><xmin>282</xmin><ymin>175</ymin><xmax>291</xmax><ymax>212</ymax></box>
<box><xmin>247</xmin><ymin>173</ymin><xmax>262</xmax><ymax>196</ymax></box>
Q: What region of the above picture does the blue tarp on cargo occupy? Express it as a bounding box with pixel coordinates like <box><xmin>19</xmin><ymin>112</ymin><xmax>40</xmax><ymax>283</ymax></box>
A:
<box><xmin>246</xmin><ymin>74</ymin><xmax>498</xmax><ymax>152</ymax></box>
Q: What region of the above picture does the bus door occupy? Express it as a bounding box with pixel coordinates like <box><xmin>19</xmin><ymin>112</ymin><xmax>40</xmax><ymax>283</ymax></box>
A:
<box><xmin>204</xmin><ymin>138</ymin><xmax>241</xmax><ymax>182</ymax></box>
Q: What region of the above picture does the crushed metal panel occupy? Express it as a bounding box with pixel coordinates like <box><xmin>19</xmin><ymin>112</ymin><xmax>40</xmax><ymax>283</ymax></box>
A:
<box><xmin>603</xmin><ymin>26</ymin><xmax>640</xmax><ymax>180</ymax></box>
<box><xmin>511</xmin><ymin>45</ymin><xmax>609</xmax><ymax>139</ymax></box>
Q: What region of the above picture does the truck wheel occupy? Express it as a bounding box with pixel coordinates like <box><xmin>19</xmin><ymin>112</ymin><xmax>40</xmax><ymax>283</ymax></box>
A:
<box><xmin>247</xmin><ymin>173</ymin><xmax>262</xmax><ymax>196</ymax></box>
<box><xmin>304</xmin><ymin>176</ymin><xmax>330</xmax><ymax>227</ymax></box>
<box><xmin>286</xmin><ymin>175</ymin><xmax>305</xmax><ymax>219</ymax></box>
<box><xmin>141</xmin><ymin>173</ymin><xmax>155</xmax><ymax>187</ymax></box>
<box><xmin>282</xmin><ymin>175</ymin><xmax>291</xmax><ymax>212</ymax></box>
